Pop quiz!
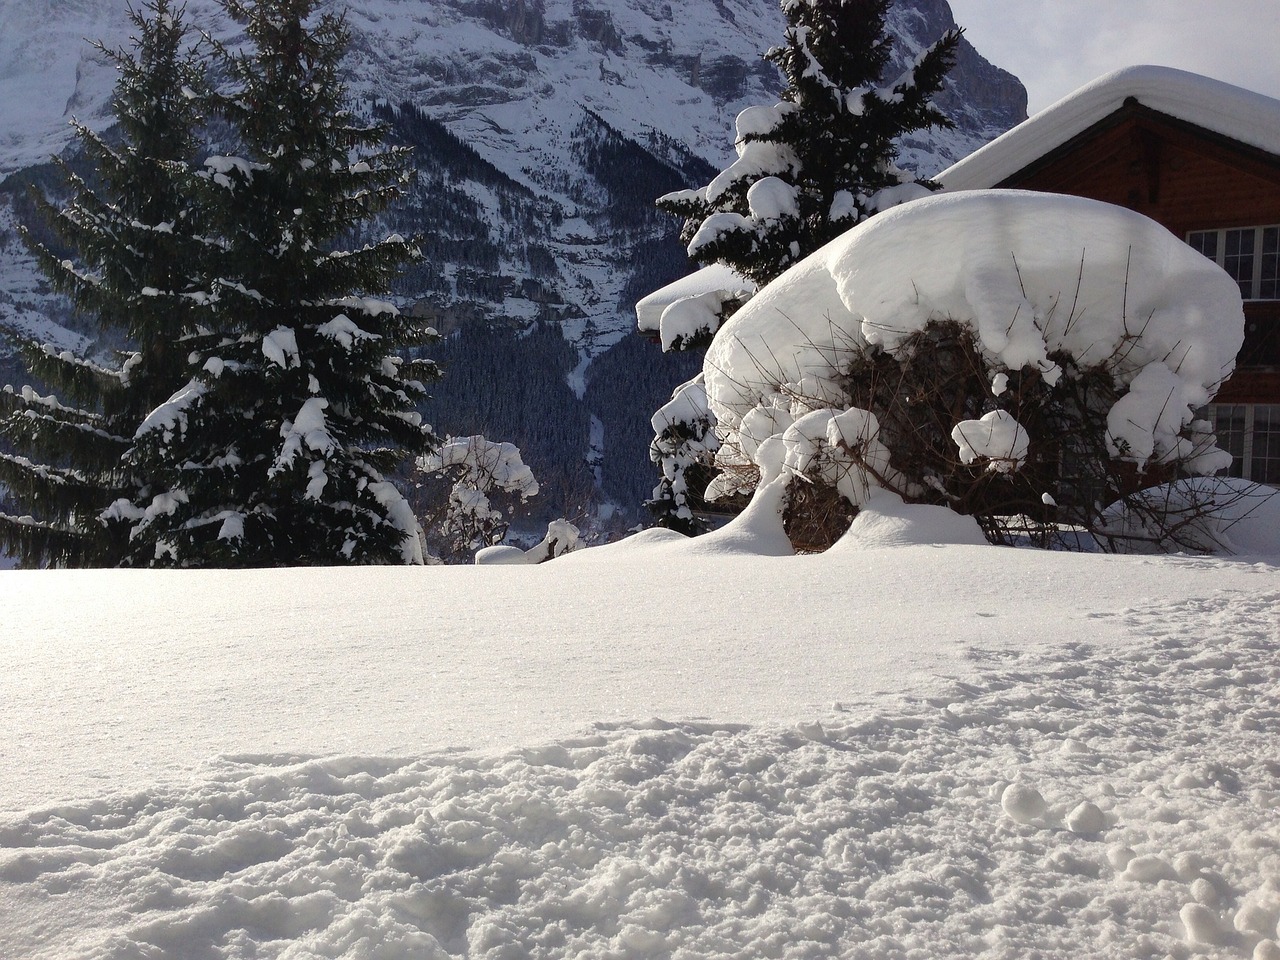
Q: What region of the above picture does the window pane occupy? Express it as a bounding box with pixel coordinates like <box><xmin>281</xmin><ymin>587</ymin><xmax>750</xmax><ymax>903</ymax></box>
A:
<box><xmin>1188</xmin><ymin>231</ymin><xmax>1219</xmax><ymax>260</ymax></box>
<box><xmin>1209</xmin><ymin>403</ymin><xmax>1247</xmax><ymax>478</ymax></box>
<box><xmin>1256</xmin><ymin>405</ymin><xmax>1279</xmax><ymax>453</ymax></box>
<box><xmin>1226</xmin><ymin>229</ymin><xmax>1255</xmax><ymax>256</ymax></box>
<box><xmin>1254</xmin><ymin>406</ymin><xmax>1280</xmax><ymax>484</ymax></box>
<box><xmin>1261</xmin><ymin>228</ymin><xmax>1280</xmax><ymax>299</ymax></box>
<box><xmin>1224</xmin><ymin>229</ymin><xmax>1256</xmax><ymax>299</ymax></box>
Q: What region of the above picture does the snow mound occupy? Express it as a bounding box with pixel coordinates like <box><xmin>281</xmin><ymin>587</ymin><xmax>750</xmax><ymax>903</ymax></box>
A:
<box><xmin>833</xmin><ymin>492</ymin><xmax>988</xmax><ymax>550</ymax></box>
<box><xmin>705</xmin><ymin>190</ymin><xmax>1243</xmax><ymax>479</ymax></box>
<box><xmin>1102</xmin><ymin>477</ymin><xmax>1280</xmax><ymax>556</ymax></box>
<box><xmin>473</xmin><ymin>545</ymin><xmax>529</xmax><ymax>565</ymax></box>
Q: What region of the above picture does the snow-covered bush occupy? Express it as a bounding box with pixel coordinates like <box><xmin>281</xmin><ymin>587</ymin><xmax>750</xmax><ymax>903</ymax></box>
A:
<box><xmin>702</xmin><ymin>191</ymin><xmax>1245</xmax><ymax>549</ymax></box>
<box><xmin>416</xmin><ymin>436</ymin><xmax>540</xmax><ymax>562</ymax></box>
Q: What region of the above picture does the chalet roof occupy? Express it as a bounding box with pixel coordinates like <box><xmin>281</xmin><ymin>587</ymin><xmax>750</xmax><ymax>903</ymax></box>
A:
<box><xmin>937</xmin><ymin>65</ymin><xmax>1280</xmax><ymax>191</ymax></box>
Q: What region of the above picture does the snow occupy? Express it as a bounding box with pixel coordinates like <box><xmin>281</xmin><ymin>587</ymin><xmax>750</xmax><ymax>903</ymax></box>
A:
<box><xmin>865</xmin><ymin>179</ymin><xmax>935</xmax><ymax>213</ymax></box>
<box><xmin>367</xmin><ymin>480</ymin><xmax>425</xmax><ymax>565</ymax></box>
<box><xmin>216</xmin><ymin>511</ymin><xmax>245</xmax><ymax>542</ymax></box>
<box><xmin>952</xmin><ymin>409</ymin><xmax>1031</xmax><ymax>473</ymax></box>
<box><xmin>261</xmin><ymin>326</ymin><xmax>300</xmax><ymax>369</ymax></box>
<box><xmin>273</xmin><ymin>397</ymin><xmax>335</xmax><ymax>477</ymax></box>
<box><xmin>1102</xmin><ymin>477</ymin><xmax>1280</xmax><ymax>556</ymax></box>
<box><xmin>704</xmin><ymin>190</ymin><xmax>1243</xmax><ymax>490</ymax></box>
<box><xmin>472</xmin><ymin>544</ymin><xmax>530</xmax><ymax>565</ymax></box>
<box><xmin>477</xmin><ymin>519</ymin><xmax>584</xmax><ymax>565</ymax></box>
<box><xmin>999</xmin><ymin>782</ymin><xmax>1047</xmax><ymax>824</ymax></box>
<box><xmin>420</xmin><ymin>437</ymin><xmax>539</xmax><ymax>502</ymax></box>
<box><xmin>833</xmin><ymin>491</ymin><xmax>988</xmax><ymax>549</ymax></box>
<box><xmin>2</xmin><ymin>523</ymin><xmax>1279</xmax><ymax>958</ymax></box>
<box><xmin>703</xmin><ymin>106</ymin><xmax>801</xmax><ymax>204</ymax></box>
<box><xmin>650</xmin><ymin>377</ymin><xmax>713</xmax><ymax>440</ymax></box>
<box><xmin>203</xmin><ymin>155</ymin><xmax>261</xmax><ymax>189</ymax></box>
<box><xmin>656</xmin><ymin>290</ymin><xmax>733</xmax><ymax>352</ymax></box>
<box><xmin>781</xmin><ymin>407</ymin><xmax>895</xmax><ymax>507</ymax></box>
<box><xmin>634</xmin><ymin>263</ymin><xmax>756</xmax><ymax>347</ymax></box>
<box><xmin>746</xmin><ymin>175</ymin><xmax>800</xmax><ymax>221</ymax></box>
<box><xmin>938</xmin><ymin>65</ymin><xmax>1280</xmax><ymax>192</ymax></box>
<box><xmin>332</xmin><ymin>296</ymin><xmax>398</xmax><ymax>318</ymax></box>
<box><xmin>317</xmin><ymin>314</ymin><xmax>379</xmax><ymax>350</ymax></box>
<box><xmin>136</xmin><ymin>380</ymin><xmax>207</xmax><ymax>443</ymax></box>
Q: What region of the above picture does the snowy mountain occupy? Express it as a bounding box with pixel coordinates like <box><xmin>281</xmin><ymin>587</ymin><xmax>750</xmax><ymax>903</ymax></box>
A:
<box><xmin>0</xmin><ymin>0</ymin><xmax>1027</xmax><ymax>524</ymax></box>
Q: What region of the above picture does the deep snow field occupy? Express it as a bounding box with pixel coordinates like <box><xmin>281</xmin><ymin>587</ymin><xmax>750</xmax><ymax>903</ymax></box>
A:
<box><xmin>2</xmin><ymin>506</ymin><xmax>1279</xmax><ymax>959</ymax></box>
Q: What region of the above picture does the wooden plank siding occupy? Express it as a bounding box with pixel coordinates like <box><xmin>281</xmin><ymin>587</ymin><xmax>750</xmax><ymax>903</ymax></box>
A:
<box><xmin>987</xmin><ymin>101</ymin><xmax>1280</xmax><ymax>404</ymax></box>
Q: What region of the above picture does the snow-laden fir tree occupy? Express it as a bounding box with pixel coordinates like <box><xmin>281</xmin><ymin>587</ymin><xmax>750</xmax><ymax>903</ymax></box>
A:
<box><xmin>646</xmin><ymin>0</ymin><xmax>959</xmax><ymax>532</ymax></box>
<box><xmin>0</xmin><ymin>0</ymin><xmax>207</xmax><ymax>567</ymax></box>
<box><xmin>658</xmin><ymin>0</ymin><xmax>960</xmax><ymax>289</ymax></box>
<box><xmin>111</xmin><ymin>0</ymin><xmax>438</xmax><ymax>566</ymax></box>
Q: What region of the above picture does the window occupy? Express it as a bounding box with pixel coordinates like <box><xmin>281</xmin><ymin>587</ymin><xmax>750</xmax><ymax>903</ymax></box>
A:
<box><xmin>1188</xmin><ymin>226</ymin><xmax>1280</xmax><ymax>300</ymax></box>
<box><xmin>1207</xmin><ymin>403</ymin><xmax>1280</xmax><ymax>484</ymax></box>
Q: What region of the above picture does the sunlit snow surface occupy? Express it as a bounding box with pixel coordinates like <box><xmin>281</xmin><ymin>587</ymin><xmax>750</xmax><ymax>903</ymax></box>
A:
<box><xmin>2</xmin><ymin>516</ymin><xmax>1279</xmax><ymax>958</ymax></box>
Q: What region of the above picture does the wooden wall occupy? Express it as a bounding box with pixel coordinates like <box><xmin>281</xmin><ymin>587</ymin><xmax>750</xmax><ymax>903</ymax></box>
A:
<box><xmin>995</xmin><ymin>105</ymin><xmax>1280</xmax><ymax>389</ymax></box>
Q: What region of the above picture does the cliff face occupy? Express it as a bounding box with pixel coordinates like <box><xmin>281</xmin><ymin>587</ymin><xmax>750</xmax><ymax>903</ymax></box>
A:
<box><xmin>0</xmin><ymin>0</ymin><xmax>1028</xmax><ymax>522</ymax></box>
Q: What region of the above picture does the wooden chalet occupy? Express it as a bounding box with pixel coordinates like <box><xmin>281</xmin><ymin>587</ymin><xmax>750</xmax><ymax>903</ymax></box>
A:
<box><xmin>939</xmin><ymin>65</ymin><xmax>1280</xmax><ymax>486</ymax></box>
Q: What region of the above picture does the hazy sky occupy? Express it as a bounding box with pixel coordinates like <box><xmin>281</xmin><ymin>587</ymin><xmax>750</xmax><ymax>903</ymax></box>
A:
<box><xmin>946</xmin><ymin>0</ymin><xmax>1280</xmax><ymax>115</ymax></box>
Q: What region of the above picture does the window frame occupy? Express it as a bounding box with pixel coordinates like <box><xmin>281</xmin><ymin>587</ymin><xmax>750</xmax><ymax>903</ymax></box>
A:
<box><xmin>1206</xmin><ymin>402</ymin><xmax>1280</xmax><ymax>484</ymax></box>
<box><xmin>1188</xmin><ymin>225</ymin><xmax>1280</xmax><ymax>301</ymax></box>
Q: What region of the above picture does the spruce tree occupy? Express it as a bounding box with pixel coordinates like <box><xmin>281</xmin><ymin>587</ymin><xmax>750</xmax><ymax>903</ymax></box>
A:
<box><xmin>113</xmin><ymin>0</ymin><xmax>438</xmax><ymax>566</ymax></box>
<box><xmin>0</xmin><ymin>0</ymin><xmax>207</xmax><ymax>567</ymax></box>
<box><xmin>646</xmin><ymin>0</ymin><xmax>960</xmax><ymax>532</ymax></box>
<box><xmin>658</xmin><ymin>0</ymin><xmax>961</xmax><ymax>288</ymax></box>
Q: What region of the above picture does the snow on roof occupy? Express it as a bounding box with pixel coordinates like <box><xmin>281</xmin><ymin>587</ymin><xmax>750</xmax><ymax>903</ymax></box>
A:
<box><xmin>635</xmin><ymin>263</ymin><xmax>755</xmax><ymax>334</ymax></box>
<box><xmin>938</xmin><ymin>65</ymin><xmax>1280</xmax><ymax>191</ymax></box>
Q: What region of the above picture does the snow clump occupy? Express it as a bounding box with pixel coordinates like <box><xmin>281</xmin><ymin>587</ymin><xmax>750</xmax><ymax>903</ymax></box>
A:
<box><xmin>952</xmin><ymin>409</ymin><xmax>1030</xmax><ymax>473</ymax></box>
<box><xmin>635</xmin><ymin>263</ymin><xmax>756</xmax><ymax>352</ymax></box>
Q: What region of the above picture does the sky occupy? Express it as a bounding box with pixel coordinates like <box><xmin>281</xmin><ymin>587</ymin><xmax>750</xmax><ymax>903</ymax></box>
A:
<box><xmin>946</xmin><ymin>0</ymin><xmax>1280</xmax><ymax>116</ymax></box>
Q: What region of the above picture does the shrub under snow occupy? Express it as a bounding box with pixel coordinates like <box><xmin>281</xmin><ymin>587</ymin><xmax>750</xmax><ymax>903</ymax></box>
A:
<box><xmin>417</xmin><ymin>436</ymin><xmax>539</xmax><ymax>561</ymax></box>
<box><xmin>702</xmin><ymin>190</ymin><xmax>1246</xmax><ymax>548</ymax></box>
<box><xmin>1099</xmin><ymin>477</ymin><xmax>1280</xmax><ymax>555</ymax></box>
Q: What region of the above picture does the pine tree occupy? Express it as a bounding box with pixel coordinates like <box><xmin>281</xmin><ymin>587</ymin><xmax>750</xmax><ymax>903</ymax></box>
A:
<box><xmin>645</xmin><ymin>1</ymin><xmax>960</xmax><ymax>533</ymax></box>
<box><xmin>0</xmin><ymin>0</ymin><xmax>207</xmax><ymax>567</ymax></box>
<box><xmin>113</xmin><ymin>0</ymin><xmax>438</xmax><ymax>566</ymax></box>
<box><xmin>658</xmin><ymin>0</ymin><xmax>961</xmax><ymax>288</ymax></box>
